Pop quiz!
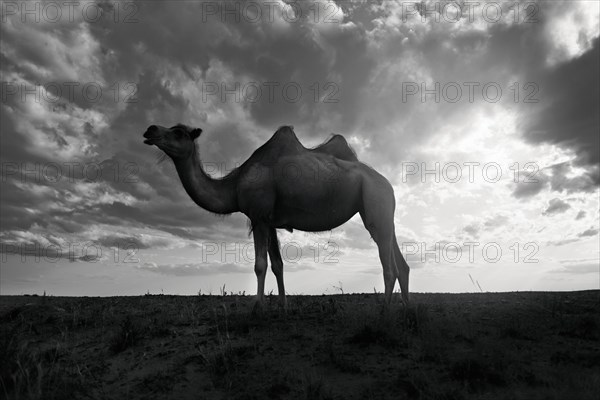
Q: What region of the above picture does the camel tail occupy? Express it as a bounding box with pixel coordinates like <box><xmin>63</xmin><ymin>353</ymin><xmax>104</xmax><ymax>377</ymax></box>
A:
<box><xmin>392</xmin><ymin>236</ymin><xmax>410</xmax><ymax>305</ymax></box>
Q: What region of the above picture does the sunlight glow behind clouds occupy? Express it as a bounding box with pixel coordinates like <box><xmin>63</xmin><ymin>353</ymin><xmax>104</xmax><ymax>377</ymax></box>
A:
<box><xmin>545</xmin><ymin>0</ymin><xmax>600</xmax><ymax>65</ymax></box>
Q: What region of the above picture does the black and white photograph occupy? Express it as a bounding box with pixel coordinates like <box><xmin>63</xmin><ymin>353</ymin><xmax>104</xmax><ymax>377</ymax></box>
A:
<box><xmin>1</xmin><ymin>0</ymin><xmax>599</xmax><ymax>398</ymax></box>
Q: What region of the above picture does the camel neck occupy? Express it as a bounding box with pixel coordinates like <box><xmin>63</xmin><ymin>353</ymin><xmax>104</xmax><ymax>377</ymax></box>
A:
<box><xmin>173</xmin><ymin>151</ymin><xmax>239</xmax><ymax>215</ymax></box>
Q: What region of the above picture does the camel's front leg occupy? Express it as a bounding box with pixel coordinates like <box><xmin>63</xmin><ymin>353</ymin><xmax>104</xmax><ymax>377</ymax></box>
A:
<box><xmin>268</xmin><ymin>228</ymin><xmax>287</xmax><ymax>311</ymax></box>
<box><xmin>252</xmin><ymin>224</ymin><xmax>269</xmax><ymax>310</ymax></box>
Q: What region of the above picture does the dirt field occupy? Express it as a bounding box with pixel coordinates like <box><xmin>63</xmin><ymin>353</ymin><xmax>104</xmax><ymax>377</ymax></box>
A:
<box><xmin>1</xmin><ymin>291</ymin><xmax>599</xmax><ymax>400</ymax></box>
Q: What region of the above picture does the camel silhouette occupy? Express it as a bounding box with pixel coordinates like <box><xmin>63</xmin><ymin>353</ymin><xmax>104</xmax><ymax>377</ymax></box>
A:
<box><xmin>143</xmin><ymin>124</ymin><xmax>410</xmax><ymax>309</ymax></box>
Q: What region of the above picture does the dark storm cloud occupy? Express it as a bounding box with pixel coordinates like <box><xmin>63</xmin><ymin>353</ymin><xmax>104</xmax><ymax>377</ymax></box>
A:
<box><xmin>0</xmin><ymin>16</ymin><xmax>110</xmax><ymax>111</ymax></box>
<box><xmin>460</xmin><ymin>214</ymin><xmax>509</xmax><ymax>239</ymax></box>
<box><xmin>483</xmin><ymin>215</ymin><xmax>509</xmax><ymax>230</ymax></box>
<box><xmin>462</xmin><ymin>223</ymin><xmax>480</xmax><ymax>239</ymax></box>
<box><xmin>0</xmin><ymin>174</ymin><xmax>139</xmax><ymax>235</ymax></box>
<box><xmin>578</xmin><ymin>228</ymin><xmax>599</xmax><ymax>238</ymax></box>
<box><xmin>512</xmin><ymin>178</ymin><xmax>547</xmax><ymax>199</ymax></box>
<box><xmin>0</xmin><ymin>231</ymin><xmax>100</xmax><ymax>262</ymax></box>
<box><xmin>479</xmin><ymin>4</ymin><xmax>600</xmax><ymax>190</ymax></box>
<box><xmin>93</xmin><ymin>201</ymin><xmax>247</xmax><ymax>242</ymax></box>
<box><xmin>478</xmin><ymin>1</ymin><xmax>600</xmax><ymax>186</ymax></box>
<box><xmin>83</xmin><ymin>0</ymin><xmax>372</xmax><ymax>134</ymax></box>
<box><xmin>547</xmin><ymin>163</ymin><xmax>598</xmax><ymax>193</ymax></box>
<box><xmin>0</xmin><ymin>67</ymin><xmax>248</xmax><ymax>244</ymax></box>
<box><xmin>520</xmin><ymin>38</ymin><xmax>600</xmax><ymax>173</ymax></box>
<box><xmin>512</xmin><ymin>162</ymin><xmax>597</xmax><ymax>199</ymax></box>
<box><xmin>542</xmin><ymin>198</ymin><xmax>571</xmax><ymax>216</ymax></box>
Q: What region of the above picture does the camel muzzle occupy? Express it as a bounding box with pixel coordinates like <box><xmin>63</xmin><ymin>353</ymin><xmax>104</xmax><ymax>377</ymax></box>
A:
<box><xmin>143</xmin><ymin>129</ymin><xmax>159</xmax><ymax>145</ymax></box>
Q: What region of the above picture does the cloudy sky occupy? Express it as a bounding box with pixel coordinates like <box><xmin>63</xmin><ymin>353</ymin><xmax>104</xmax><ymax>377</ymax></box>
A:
<box><xmin>1</xmin><ymin>0</ymin><xmax>598</xmax><ymax>296</ymax></box>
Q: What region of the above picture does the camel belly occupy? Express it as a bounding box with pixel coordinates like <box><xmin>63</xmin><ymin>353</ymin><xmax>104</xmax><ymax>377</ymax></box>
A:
<box><xmin>271</xmin><ymin>175</ymin><xmax>362</xmax><ymax>231</ymax></box>
<box><xmin>274</xmin><ymin>208</ymin><xmax>358</xmax><ymax>232</ymax></box>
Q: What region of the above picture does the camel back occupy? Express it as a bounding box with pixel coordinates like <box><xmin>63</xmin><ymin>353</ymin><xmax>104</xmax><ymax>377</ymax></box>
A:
<box><xmin>254</xmin><ymin>126</ymin><xmax>358</xmax><ymax>163</ymax></box>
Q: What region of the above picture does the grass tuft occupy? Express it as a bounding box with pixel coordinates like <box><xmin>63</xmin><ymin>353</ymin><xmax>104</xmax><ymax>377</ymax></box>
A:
<box><xmin>109</xmin><ymin>316</ymin><xmax>143</xmax><ymax>353</ymax></box>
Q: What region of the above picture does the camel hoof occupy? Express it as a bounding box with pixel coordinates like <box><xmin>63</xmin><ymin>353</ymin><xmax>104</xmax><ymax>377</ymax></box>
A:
<box><xmin>401</xmin><ymin>295</ymin><xmax>410</xmax><ymax>307</ymax></box>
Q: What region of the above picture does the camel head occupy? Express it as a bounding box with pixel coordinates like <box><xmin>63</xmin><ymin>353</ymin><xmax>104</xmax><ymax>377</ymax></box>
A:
<box><xmin>143</xmin><ymin>124</ymin><xmax>202</xmax><ymax>160</ymax></box>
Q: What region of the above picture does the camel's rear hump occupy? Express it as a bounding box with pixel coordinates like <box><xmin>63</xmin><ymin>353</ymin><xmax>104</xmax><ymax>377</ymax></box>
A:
<box><xmin>310</xmin><ymin>134</ymin><xmax>358</xmax><ymax>162</ymax></box>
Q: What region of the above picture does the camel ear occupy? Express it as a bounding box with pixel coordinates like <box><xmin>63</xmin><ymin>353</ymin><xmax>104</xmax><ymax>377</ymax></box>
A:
<box><xmin>190</xmin><ymin>128</ymin><xmax>202</xmax><ymax>140</ymax></box>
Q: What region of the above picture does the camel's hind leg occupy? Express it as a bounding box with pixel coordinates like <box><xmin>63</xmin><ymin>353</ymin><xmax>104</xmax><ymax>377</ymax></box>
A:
<box><xmin>359</xmin><ymin>208</ymin><xmax>397</xmax><ymax>306</ymax></box>
<box><xmin>268</xmin><ymin>228</ymin><xmax>287</xmax><ymax>310</ymax></box>
<box><xmin>393</xmin><ymin>236</ymin><xmax>410</xmax><ymax>305</ymax></box>
<box><xmin>360</xmin><ymin>173</ymin><xmax>410</xmax><ymax>306</ymax></box>
<box><xmin>378</xmin><ymin>235</ymin><xmax>397</xmax><ymax>305</ymax></box>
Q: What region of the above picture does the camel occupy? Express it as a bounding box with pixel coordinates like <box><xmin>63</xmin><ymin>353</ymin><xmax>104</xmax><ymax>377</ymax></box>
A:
<box><xmin>143</xmin><ymin>124</ymin><xmax>410</xmax><ymax>309</ymax></box>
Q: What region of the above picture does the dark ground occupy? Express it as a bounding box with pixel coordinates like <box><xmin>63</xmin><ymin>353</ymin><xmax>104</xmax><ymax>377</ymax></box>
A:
<box><xmin>1</xmin><ymin>291</ymin><xmax>599</xmax><ymax>400</ymax></box>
